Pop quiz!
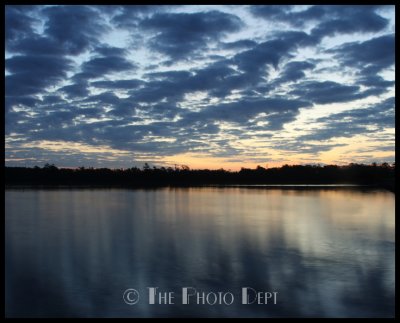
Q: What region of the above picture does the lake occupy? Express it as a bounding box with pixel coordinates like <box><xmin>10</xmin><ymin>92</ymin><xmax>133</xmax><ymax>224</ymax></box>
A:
<box><xmin>5</xmin><ymin>187</ymin><xmax>395</xmax><ymax>318</ymax></box>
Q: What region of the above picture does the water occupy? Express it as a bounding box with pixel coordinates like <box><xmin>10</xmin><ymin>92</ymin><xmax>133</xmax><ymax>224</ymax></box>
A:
<box><xmin>5</xmin><ymin>187</ymin><xmax>395</xmax><ymax>317</ymax></box>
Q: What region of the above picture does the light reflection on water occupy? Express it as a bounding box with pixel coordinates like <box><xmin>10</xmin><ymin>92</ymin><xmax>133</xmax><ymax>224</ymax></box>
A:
<box><xmin>5</xmin><ymin>188</ymin><xmax>395</xmax><ymax>317</ymax></box>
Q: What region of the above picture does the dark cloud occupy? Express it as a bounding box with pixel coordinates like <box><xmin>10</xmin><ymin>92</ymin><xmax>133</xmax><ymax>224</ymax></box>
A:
<box><xmin>7</xmin><ymin>35</ymin><xmax>67</xmax><ymax>56</ymax></box>
<box><xmin>74</xmin><ymin>56</ymin><xmax>136</xmax><ymax>81</ymax></box>
<box><xmin>290</xmin><ymin>81</ymin><xmax>364</xmax><ymax>104</ymax></box>
<box><xmin>181</xmin><ymin>97</ymin><xmax>310</xmax><ymax>127</ymax></box>
<box><xmin>31</xmin><ymin>121</ymin><xmax>186</xmax><ymax>154</ymax></box>
<box><xmin>317</xmin><ymin>97</ymin><xmax>394</xmax><ymax>129</ymax></box>
<box><xmin>60</xmin><ymin>82</ymin><xmax>90</xmax><ymax>99</ymax></box>
<box><xmin>142</xmin><ymin>62</ymin><xmax>245</xmax><ymax>100</ymax></box>
<box><xmin>329</xmin><ymin>34</ymin><xmax>395</xmax><ymax>75</ymax></box>
<box><xmin>140</xmin><ymin>10</ymin><xmax>243</xmax><ymax>60</ymax></box>
<box><xmin>133</xmin><ymin>59</ymin><xmax>250</xmax><ymax>103</ymax></box>
<box><xmin>249</xmin><ymin>5</ymin><xmax>294</xmax><ymax>22</ymax></box>
<box><xmin>79</xmin><ymin>92</ymin><xmax>137</xmax><ymax>118</ymax></box>
<box><xmin>5</xmin><ymin>54</ymin><xmax>72</xmax><ymax>96</ymax></box>
<box><xmin>5</xmin><ymin>5</ymin><xmax>395</xmax><ymax>167</ymax></box>
<box><xmin>250</xmin><ymin>5</ymin><xmax>389</xmax><ymax>40</ymax></box>
<box><xmin>5</xmin><ymin>145</ymin><xmax>143</xmax><ymax>169</ymax></box>
<box><xmin>248</xmin><ymin>4</ymin><xmax>330</xmax><ymax>32</ymax></box>
<box><xmin>7</xmin><ymin>16</ymin><xmax>111</xmax><ymax>57</ymax></box>
<box><xmin>111</xmin><ymin>5</ymin><xmax>169</xmax><ymax>27</ymax></box>
<box><xmin>298</xmin><ymin>97</ymin><xmax>394</xmax><ymax>142</ymax></box>
<box><xmin>310</xmin><ymin>6</ymin><xmax>388</xmax><ymax>40</ymax></box>
<box><xmin>137</xmin><ymin>102</ymin><xmax>183</xmax><ymax>120</ymax></box>
<box><xmin>90</xmin><ymin>79</ymin><xmax>144</xmax><ymax>90</ymax></box>
<box><xmin>42</xmin><ymin>95</ymin><xmax>66</xmax><ymax>105</ymax></box>
<box><xmin>221</xmin><ymin>39</ymin><xmax>257</xmax><ymax>50</ymax></box>
<box><xmin>185</xmin><ymin>61</ymin><xmax>239</xmax><ymax>96</ymax></box>
<box><xmin>274</xmin><ymin>142</ymin><xmax>347</xmax><ymax>154</ymax></box>
<box><xmin>71</xmin><ymin>46</ymin><xmax>137</xmax><ymax>82</ymax></box>
<box><xmin>5</xmin><ymin>95</ymin><xmax>40</xmax><ymax>112</ymax></box>
<box><xmin>5</xmin><ymin>95</ymin><xmax>41</xmax><ymax>134</ymax></box>
<box><xmin>131</xmin><ymin>79</ymin><xmax>186</xmax><ymax>104</ymax></box>
<box><xmin>82</xmin><ymin>92</ymin><xmax>121</xmax><ymax>106</ymax></box>
<box><xmin>358</xmin><ymin>75</ymin><xmax>394</xmax><ymax>89</ymax></box>
<box><xmin>130</xmin><ymin>31</ymin><xmax>318</xmax><ymax>106</ymax></box>
<box><xmin>8</xmin><ymin>95</ymin><xmax>310</xmax><ymax>157</ymax></box>
<box><xmin>232</xmin><ymin>31</ymin><xmax>314</xmax><ymax>76</ymax></box>
<box><xmin>42</xmin><ymin>5</ymin><xmax>109</xmax><ymax>55</ymax></box>
<box><xmin>94</xmin><ymin>45</ymin><xmax>128</xmax><ymax>57</ymax></box>
<box><xmin>145</xmin><ymin>70</ymin><xmax>192</xmax><ymax>81</ymax></box>
<box><xmin>276</xmin><ymin>61</ymin><xmax>315</xmax><ymax>84</ymax></box>
<box><xmin>5</xmin><ymin>5</ymin><xmax>39</xmax><ymax>47</ymax></box>
<box><xmin>5</xmin><ymin>6</ymin><xmax>116</xmax><ymax>103</ymax></box>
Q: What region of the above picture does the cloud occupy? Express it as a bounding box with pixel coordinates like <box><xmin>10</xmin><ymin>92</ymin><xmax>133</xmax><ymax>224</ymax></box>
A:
<box><xmin>273</xmin><ymin>142</ymin><xmax>347</xmax><ymax>154</ymax></box>
<box><xmin>221</xmin><ymin>39</ymin><xmax>257</xmax><ymax>50</ymax></box>
<box><xmin>138</xmin><ymin>102</ymin><xmax>183</xmax><ymax>120</ymax></box>
<box><xmin>78</xmin><ymin>92</ymin><xmax>138</xmax><ymax>118</ymax></box>
<box><xmin>5</xmin><ymin>54</ymin><xmax>72</xmax><ymax>96</ymax></box>
<box><xmin>111</xmin><ymin>5</ymin><xmax>168</xmax><ymax>27</ymax></box>
<box><xmin>42</xmin><ymin>5</ymin><xmax>109</xmax><ymax>55</ymax></box>
<box><xmin>5</xmin><ymin>5</ymin><xmax>39</xmax><ymax>47</ymax></box>
<box><xmin>232</xmin><ymin>31</ymin><xmax>314</xmax><ymax>76</ymax></box>
<box><xmin>139</xmin><ymin>10</ymin><xmax>243</xmax><ymax>60</ymax></box>
<box><xmin>41</xmin><ymin>95</ymin><xmax>66</xmax><ymax>105</ymax></box>
<box><xmin>250</xmin><ymin>5</ymin><xmax>389</xmax><ymax>40</ymax></box>
<box><xmin>290</xmin><ymin>81</ymin><xmax>365</xmax><ymax>104</ymax></box>
<box><xmin>298</xmin><ymin>97</ymin><xmax>394</xmax><ymax>142</ymax></box>
<box><xmin>131</xmin><ymin>79</ymin><xmax>187</xmax><ymax>104</ymax></box>
<box><xmin>60</xmin><ymin>82</ymin><xmax>90</xmax><ymax>99</ymax></box>
<box><xmin>5</xmin><ymin>95</ymin><xmax>41</xmax><ymax>113</ymax></box>
<box><xmin>5</xmin><ymin>95</ymin><xmax>42</xmax><ymax>136</ymax></box>
<box><xmin>318</xmin><ymin>97</ymin><xmax>394</xmax><ymax>129</ymax></box>
<box><xmin>131</xmin><ymin>31</ymin><xmax>318</xmax><ymax>105</ymax></box>
<box><xmin>90</xmin><ymin>79</ymin><xmax>144</xmax><ymax>90</ymax></box>
<box><xmin>5</xmin><ymin>146</ymin><xmax>135</xmax><ymax>168</ymax></box>
<box><xmin>73</xmin><ymin>46</ymin><xmax>137</xmax><ymax>81</ymax></box>
<box><xmin>329</xmin><ymin>34</ymin><xmax>395</xmax><ymax>75</ymax></box>
<box><xmin>82</xmin><ymin>92</ymin><xmax>122</xmax><ymax>106</ymax></box>
<box><xmin>358</xmin><ymin>75</ymin><xmax>394</xmax><ymax>89</ymax></box>
<box><xmin>275</xmin><ymin>60</ymin><xmax>315</xmax><ymax>84</ymax></box>
<box><xmin>180</xmin><ymin>97</ymin><xmax>310</xmax><ymax>127</ymax></box>
<box><xmin>310</xmin><ymin>6</ymin><xmax>389</xmax><ymax>40</ymax></box>
<box><xmin>7</xmin><ymin>94</ymin><xmax>310</xmax><ymax>158</ymax></box>
<box><xmin>7</xmin><ymin>35</ymin><xmax>68</xmax><ymax>56</ymax></box>
<box><xmin>94</xmin><ymin>45</ymin><xmax>128</xmax><ymax>57</ymax></box>
<box><xmin>249</xmin><ymin>5</ymin><xmax>295</xmax><ymax>22</ymax></box>
<box><xmin>75</xmin><ymin>56</ymin><xmax>136</xmax><ymax>80</ymax></box>
<box><xmin>133</xmin><ymin>57</ymin><xmax>262</xmax><ymax>105</ymax></box>
<box><xmin>5</xmin><ymin>5</ymin><xmax>395</xmax><ymax>168</ymax></box>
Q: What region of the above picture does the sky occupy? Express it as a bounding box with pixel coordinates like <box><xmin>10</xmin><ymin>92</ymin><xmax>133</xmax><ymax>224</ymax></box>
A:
<box><xmin>5</xmin><ymin>5</ymin><xmax>395</xmax><ymax>170</ymax></box>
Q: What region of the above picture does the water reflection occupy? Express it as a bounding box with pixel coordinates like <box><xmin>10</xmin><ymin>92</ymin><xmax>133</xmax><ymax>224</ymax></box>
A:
<box><xmin>5</xmin><ymin>188</ymin><xmax>395</xmax><ymax>317</ymax></box>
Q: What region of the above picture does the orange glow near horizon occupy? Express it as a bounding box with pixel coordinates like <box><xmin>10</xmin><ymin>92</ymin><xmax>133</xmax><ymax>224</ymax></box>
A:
<box><xmin>6</xmin><ymin>136</ymin><xmax>394</xmax><ymax>171</ymax></box>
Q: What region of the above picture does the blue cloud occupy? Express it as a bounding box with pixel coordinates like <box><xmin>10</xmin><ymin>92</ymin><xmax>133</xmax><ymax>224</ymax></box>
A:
<box><xmin>4</xmin><ymin>5</ymin><xmax>395</xmax><ymax>167</ymax></box>
<box><xmin>42</xmin><ymin>5</ymin><xmax>108</xmax><ymax>55</ymax></box>
<box><xmin>5</xmin><ymin>5</ymin><xmax>39</xmax><ymax>47</ymax></box>
<box><xmin>140</xmin><ymin>10</ymin><xmax>243</xmax><ymax>60</ymax></box>
<box><xmin>330</xmin><ymin>34</ymin><xmax>395</xmax><ymax>75</ymax></box>
<box><xmin>6</xmin><ymin>54</ymin><xmax>72</xmax><ymax>96</ymax></box>
<box><xmin>250</xmin><ymin>5</ymin><xmax>389</xmax><ymax>39</ymax></box>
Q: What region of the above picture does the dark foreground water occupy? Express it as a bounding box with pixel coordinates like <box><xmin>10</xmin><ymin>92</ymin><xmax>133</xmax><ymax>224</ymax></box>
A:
<box><xmin>5</xmin><ymin>188</ymin><xmax>395</xmax><ymax>317</ymax></box>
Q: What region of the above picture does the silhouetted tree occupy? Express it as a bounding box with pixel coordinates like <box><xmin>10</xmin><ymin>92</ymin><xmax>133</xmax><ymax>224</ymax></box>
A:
<box><xmin>4</xmin><ymin>162</ymin><xmax>395</xmax><ymax>191</ymax></box>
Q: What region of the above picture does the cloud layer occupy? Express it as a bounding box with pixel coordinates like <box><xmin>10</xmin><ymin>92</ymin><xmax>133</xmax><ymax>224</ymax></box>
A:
<box><xmin>5</xmin><ymin>5</ymin><xmax>395</xmax><ymax>168</ymax></box>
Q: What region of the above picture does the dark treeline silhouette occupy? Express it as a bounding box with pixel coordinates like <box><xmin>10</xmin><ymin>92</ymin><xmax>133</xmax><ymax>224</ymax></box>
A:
<box><xmin>4</xmin><ymin>162</ymin><xmax>395</xmax><ymax>191</ymax></box>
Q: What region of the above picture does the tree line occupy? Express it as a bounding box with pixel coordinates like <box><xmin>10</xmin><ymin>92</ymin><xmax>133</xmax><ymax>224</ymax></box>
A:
<box><xmin>4</xmin><ymin>162</ymin><xmax>395</xmax><ymax>190</ymax></box>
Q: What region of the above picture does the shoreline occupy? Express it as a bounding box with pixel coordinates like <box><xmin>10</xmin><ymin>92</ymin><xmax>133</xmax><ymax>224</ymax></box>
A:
<box><xmin>5</xmin><ymin>183</ymin><xmax>394</xmax><ymax>193</ymax></box>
